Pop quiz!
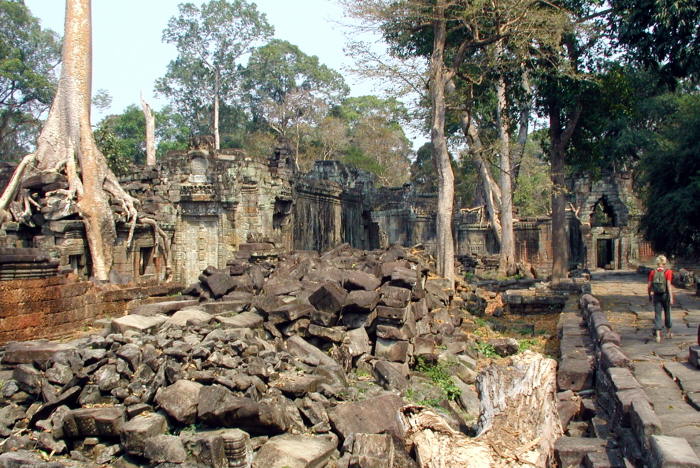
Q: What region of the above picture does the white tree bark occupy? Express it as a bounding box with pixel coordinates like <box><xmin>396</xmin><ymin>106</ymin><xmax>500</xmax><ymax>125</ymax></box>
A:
<box><xmin>0</xmin><ymin>0</ymin><xmax>143</xmax><ymax>281</ymax></box>
<box><xmin>141</xmin><ymin>93</ymin><xmax>156</xmax><ymax>166</ymax></box>
<box><xmin>400</xmin><ymin>352</ymin><xmax>562</xmax><ymax>468</ymax></box>
<box><xmin>429</xmin><ymin>0</ymin><xmax>455</xmax><ymax>286</ymax></box>
<box><xmin>496</xmin><ymin>62</ymin><xmax>516</xmax><ymax>276</ymax></box>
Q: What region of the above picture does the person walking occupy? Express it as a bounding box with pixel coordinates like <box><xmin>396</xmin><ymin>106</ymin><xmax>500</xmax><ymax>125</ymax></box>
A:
<box><xmin>648</xmin><ymin>255</ymin><xmax>674</xmax><ymax>342</ymax></box>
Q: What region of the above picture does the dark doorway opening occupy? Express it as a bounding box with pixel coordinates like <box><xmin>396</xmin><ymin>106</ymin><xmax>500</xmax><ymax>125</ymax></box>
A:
<box><xmin>596</xmin><ymin>238</ymin><xmax>614</xmax><ymax>269</ymax></box>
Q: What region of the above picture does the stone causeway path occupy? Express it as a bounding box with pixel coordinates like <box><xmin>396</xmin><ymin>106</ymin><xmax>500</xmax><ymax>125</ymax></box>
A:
<box><xmin>592</xmin><ymin>270</ymin><xmax>700</xmax><ymax>454</ymax></box>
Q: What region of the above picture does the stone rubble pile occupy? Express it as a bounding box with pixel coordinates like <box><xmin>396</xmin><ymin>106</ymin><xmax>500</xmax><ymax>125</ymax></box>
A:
<box><xmin>0</xmin><ymin>244</ymin><xmax>494</xmax><ymax>468</ymax></box>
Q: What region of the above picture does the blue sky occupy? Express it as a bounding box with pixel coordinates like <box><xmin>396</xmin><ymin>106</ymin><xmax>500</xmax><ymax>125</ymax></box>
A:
<box><xmin>24</xmin><ymin>0</ymin><xmax>380</xmax><ymax>118</ymax></box>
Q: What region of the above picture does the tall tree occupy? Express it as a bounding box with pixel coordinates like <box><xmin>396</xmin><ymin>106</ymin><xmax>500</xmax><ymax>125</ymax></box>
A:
<box><xmin>0</xmin><ymin>0</ymin><xmax>61</xmax><ymax>161</ymax></box>
<box><xmin>609</xmin><ymin>0</ymin><xmax>700</xmax><ymax>82</ymax></box>
<box><xmin>0</xmin><ymin>0</ymin><xmax>143</xmax><ymax>281</ymax></box>
<box><xmin>156</xmin><ymin>0</ymin><xmax>273</xmax><ymax>150</ymax></box>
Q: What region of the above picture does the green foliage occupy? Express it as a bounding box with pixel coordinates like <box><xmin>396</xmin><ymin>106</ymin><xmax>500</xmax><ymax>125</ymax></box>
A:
<box><xmin>243</xmin><ymin>39</ymin><xmax>349</xmax><ymax>115</ymax></box>
<box><xmin>609</xmin><ymin>0</ymin><xmax>700</xmax><ymax>82</ymax></box>
<box><xmin>513</xmin><ymin>134</ymin><xmax>552</xmax><ymax>217</ymax></box>
<box><xmin>94</xmin><ymin>124</ymin><xmax>131</xmax><ymax>177</ymax></box>
<box><xmin>639</xmin><ymin>92</ymin><xmax>700</xmax><ymax>256</ymax></box>
<box><xmin>518</xmin><ymin>338</ymin><xmax>538</xmax><ymax>352</ymax></box>
<box><xmin>95</xmin><ymin>105</ymin><xmax>146</xmax><ymax>165</ymax></box>
<box><xmin>414</xmin><ymin>357</ymin><xmax>461</xmax><ymax>401</ymax></box>
<box><xmin>410</xmin><ymin>142</ymin><xmax>477</xmax><ymax>205</ymax></box>
<box><xmin>0</xmin><ymin>0</ymin><xmax>60</xmax><ymax>161</ymax></box>
<box><xmin>474</xmin><ymin>341</ymin><xmax>499</xmax><ymax>358</ymax></box>
<box><xmin>156</xmin><ymin>0</ymin><xmax>273</xmax><ymax>138</ymax></box>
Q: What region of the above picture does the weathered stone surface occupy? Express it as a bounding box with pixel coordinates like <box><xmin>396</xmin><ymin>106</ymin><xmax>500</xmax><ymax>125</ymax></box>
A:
<box><xmin>131</xmin><ymin>299</ymin><xmax>199</xmax><ymax>316</ymax></box>
<box><xmin>0</xmin><ymin>450</ymin><xmax>65</xmax><ymax>468</ymax></box>
<box><xmin>630</xmin><ymin>399</ymin><xmax>661</xmax><ymax>453</ymax></box>
<box><xmin>111</xmin><ymin>314</ymin><xmax>166</xmax><ymax>334</ymax></box>
<box><xmin>167</xmin><ymin>307</ymin><xmax>213</xmax><ymax>327</ymax></box>
<box><xmin>1</xmin><ymin>341</ymin><xmax>76</xmax><ymax>366</ymax></box>
<box><xmin>690</xmin><ymin>346</ymin><xmax>700</xmax><ymax>369</ymax></box>
<box><xmin>558</xmin><ymin>357</ymin><xmax>594</xmax><ymax>391</ymax></box>
<box><xmin>555</xmin><ymin>436</ymin><xmax>608</xmax><ymax>468</ymax></box>
<box><xmin>197</xmin><ymin>384</ymin><xmax>259</xmax><ymax>427</ymax></box>
<box><xmin>379</xmin><ymin>285</ymin><xmax>411</xmax><ymax>308</ymax></box>
<box><xmin>650</xmin><ymin>435</ymin><xmax>700</xmax><ymax>468</ymax></box>
<box><xmin>376</xmin><ymin>305</ymin><xmax>410</xmax><ymax>323</ymax></box>
<box><xmin>252</xmin><ymin>433</ymin><xmax>336</xmax><ymax>468</ymax></box>
<box><xmin>286</xmin><ymin>335</ymin><xmax>339</xmax><ymax>368</ymax></box>
<box><xmin>155</xmin><ymin>380</ymin><xmax>202</xmax><ymax>425</ymax></box>
<box><xmin>120</xmin><ymin>412</ymin><xmax>168</xmax><ymax>456</ymax></box>
<box><xmin>204</xmin><ymin>272</ymin><xmax>237</xmax><ymax>298</ymax></box>
<box><xmin>309</xmin><ymin>282</ymin><xmax>347</xmax><ymax>315</ymax></box>
<box><xmin>373</xmin><ymin>360</ymin><xmax>409</xmax><ymax>391</ymax></box>
<box><xmin>329</xmin><ymin>393</ymin><xmax>405</xmax><ymax>441</ymax></box>
<box><xmin>345</xmin><ymin>327</ymin><xmax>372</xmax><ymax>357</ymax></box>
<box><xmin>216</xmin><ymin>311</ymin><xmax>264</xmax><ymax>329</ymax></box>
<box><xmin>63</xmin><ymin>406</ymin><xmax>126</xmax><ymax>439</ymax></box>
<box><xmin>180</xmin><ymin>431</ymin><xmax>228</xmax><ymax>468</ymax></box>
<box><xmin>143</xmin><ymin>434</ymin><xmax>187</xmax><ymax>464</ymax></box>
<box><xmin>258</xmin><ymin>394</ymin><xmax>305</xmax><ymax>433</ymax></box>
<box><xmin>270</xmin><ymin>373</ymin><xmax>321</xmax><ymax>396</ymax></box>
<box><xmin>343</xmin><ymin>290</ymin><xmax>380</xmax><ymax>314</ymax></box>
<box><xmin>343</xmin><ymin>270</ymin><xmax>381</xmax><ymax>292</ymax></box>
<box><xmin>349</xmin><ymin>433</ymin><xmax>395</xmax><ymax>468</ymax></box>
<box><xmin>375</xmin><ymin>338</ymin><xmax>410</xmax><ymax>363</ymax></box>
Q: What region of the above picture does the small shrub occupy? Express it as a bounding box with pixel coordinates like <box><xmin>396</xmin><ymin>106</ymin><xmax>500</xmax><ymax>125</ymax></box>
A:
<box><xmin>415</xmin><ymin>357</ymin><xmax>461</xmax><ymax>401</ymax></box>
<box><xmin>474</xmin><ymin>341</ymin><xmax>499</xmax><ymax>358</ymax></box>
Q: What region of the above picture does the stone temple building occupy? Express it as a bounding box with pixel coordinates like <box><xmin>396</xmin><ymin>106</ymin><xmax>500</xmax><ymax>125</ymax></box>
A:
<box><xmin>0</xmin><ymin>144</ymin><xmax>650</xmax><ymax>283</ymax></box>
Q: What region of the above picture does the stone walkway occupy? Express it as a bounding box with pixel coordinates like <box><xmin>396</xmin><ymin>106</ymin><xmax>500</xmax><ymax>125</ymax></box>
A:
<box><xmin>592</xmin><ymin>270</ymin><xmax>700</xmax><ymax>453</ymax></box>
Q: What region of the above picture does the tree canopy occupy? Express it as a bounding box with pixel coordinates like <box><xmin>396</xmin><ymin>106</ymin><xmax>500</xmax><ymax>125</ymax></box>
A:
<box><xmin>0</xmin><ymin>0</ymin><xmax>60</xmax><ymax>161</ymax></box>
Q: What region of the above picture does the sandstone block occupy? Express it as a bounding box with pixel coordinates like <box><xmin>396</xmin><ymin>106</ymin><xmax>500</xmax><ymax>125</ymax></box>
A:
<box><xmin>155</xmin><ymin>380</ymin><xmax>202</xmax><ymax>425</ymax></box>
<box><xmin>252</xmin><ymin>434</ymin><xmax>336</xmax><ymax>468</ymax></box>
<box><xmin>650</xmin><ymin>435</ymin><xmax>700</xmax><ymax>468</ymax></box>
<box><xmin>120</xmin><ymin>412</ymin><xmax>168</xmax><ymax>456</ymax></box>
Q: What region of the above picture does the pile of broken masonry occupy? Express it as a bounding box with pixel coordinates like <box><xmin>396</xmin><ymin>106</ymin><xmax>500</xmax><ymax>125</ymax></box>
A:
<box><xmin>0</xmin><ymin>243</ymin><xmax>520</xmax><ymax>468</ymax></box>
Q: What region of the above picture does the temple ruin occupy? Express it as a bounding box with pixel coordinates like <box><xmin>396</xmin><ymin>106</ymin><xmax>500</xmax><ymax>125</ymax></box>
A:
<box><xmin>0</xmin><ymin>144</ymin><xmax>649</xmax><ymax>284</ymax></box>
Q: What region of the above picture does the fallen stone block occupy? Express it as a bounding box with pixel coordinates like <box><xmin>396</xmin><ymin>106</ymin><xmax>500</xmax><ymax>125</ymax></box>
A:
<box><xmin>349</xmin><ymin>433</ymin><xmax>395</xmax><ymax>468</ymax></box>
<box><xmin>63</xmin><ymin>406</ymin><xmax>126</xmax><ymax>439</ymax></box>
<box><xmin>375</xmin><ymin>338</ymin><xmax>411</xmax><ymax>363</ymax></box>
<box><xmin>286</xmin><ymin>335</ymin><xmax>339</xmax><ymax>368</ymax></box>
<box><xmin>1</xmin><ymin>341</ymin><xmax>76</xmax><ymax>366</ymax></box>
<box><xmin>343</xmin><ymin>270</ymin><xmax>381</xmax><ymax>292</ymax></box>
<box><xmin>600</xmin><ymin>343</ymin><xmax>632</xmax><ymax>370</ymax></box>
<box><xmin>258</xmin><ymin>394</ymin><xmax>305</xmax><ymax>433</ymax></box>
<box><xmin>252</xmin><ymin>433</ymin><xmax>337</xmax><ymax>468</ymax></box>
<box><xmin>130</xmin><ymin>299</ymin><xmax>198</xmax><ymax>316</ymax></box>
<box><xmin>269</xmin><ymin>373</ymin><xmax>321</xmax><ymax>396</ymax></box>
<box><xmin>167</xmin><ymin>307</ymin><xmax>213</xmax><ymax>327</ymax></box>
<box><xmin>197</xmin><ymin>385</ymin><xmax>259</xmax><ymax>428</ymax></box>
<box><xmin>204</xmin><ymin>272</ymin><xmax>237</xmax><ymax>298</ymax></box>
<box><xmin>216</xmin><ymin>311</ymin><xmax>264</xmax><ymax>329</ymax></box>
<box><xmin>373</xmin><ymin>360</ymin><xmax>409</xmax><ymax>391</ymax></box>
<box><xmin>309</xmin><ymin>281</ymin><xmax>348</xmax><ymax>315</ymax></box>
<box><xmin>111</xmin><ymin>314</ymin><xmax>167</xmax><ymax>334</ymax></box>
<box><xmin>329</xmin><ymin>393</ymin><xmax>405</xmax><ymax>442</ymax></box>
<box><xmin>144</xmin><ymin>434</ymin><xmax>187</xmax><ymax>464</ymax></box>
<box><xmin>120</xmin><ymin>412</ymin><xmax>168</xmax><ymax>456</ymax></box>
<box><xmin>155</xmin><ymin>380</ymin><xmax>202</xmax><ymax>425</ymax></box>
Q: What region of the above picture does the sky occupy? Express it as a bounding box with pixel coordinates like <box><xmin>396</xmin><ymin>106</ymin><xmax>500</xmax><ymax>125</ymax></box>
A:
<box><xmin>24</xmin><ymin>0</ymin><xmax>385</xmax><ymax>120</ymax></box>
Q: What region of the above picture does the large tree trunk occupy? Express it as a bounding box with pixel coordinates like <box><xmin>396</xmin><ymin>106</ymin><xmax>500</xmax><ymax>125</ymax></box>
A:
<box><xmin>429</xmin><ymin>1</ymin><xmax>455</xmax><ymax>286</ymax></box>
<box><xmin>400</xmin><ymin>352</ymin><xmax>562</xmax><ymax>467</ymax></box>
<box><xmin>213</xmin><ymin>69</ymin><xmax>221</xmax><ymax>151</ymax></box>
<box><xmin>141</xmin><ymin>94</ymin><xmax>156</xmax><ymax>166</ymax></box>
<box><xmin>464</xmin><ymin>114</ymin><xmax>502</xmax><ymax>246</ymax></box>
<box><xmin>496</xmin><ymin>68</ymin><xmax>516</xmax><ymax>276</ymax></box>
<box><xmin>0</xmin><ymin>0</ymin><xmax>139</xmax><ymax>281</ymax></box>
<box><xmin>548</xmin><ymin>100</ymin><xmax>581</xmax><ymax>281</ymax></box>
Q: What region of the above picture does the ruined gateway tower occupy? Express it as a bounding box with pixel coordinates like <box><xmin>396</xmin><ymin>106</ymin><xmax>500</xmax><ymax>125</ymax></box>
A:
<box><xmin>0</xmin><ymin>144</ymin><xmax>649</xmax><ymax>283</ymax></box>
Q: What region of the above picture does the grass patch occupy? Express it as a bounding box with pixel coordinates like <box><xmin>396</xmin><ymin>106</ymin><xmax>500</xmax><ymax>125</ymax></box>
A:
<box><xmin>415</xmin><ymin>357</ymin><xmax>461</xmax><ymax>401</ymax></box>
<box><xmin>474</xmin><ymin>341</ymin><xmax>499</xmax><ymax>358</ymax></box>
